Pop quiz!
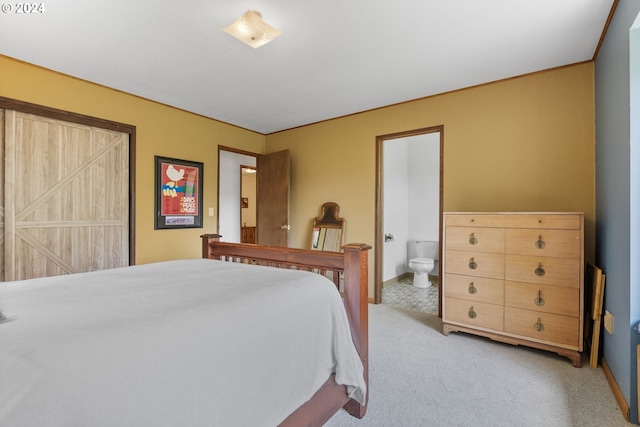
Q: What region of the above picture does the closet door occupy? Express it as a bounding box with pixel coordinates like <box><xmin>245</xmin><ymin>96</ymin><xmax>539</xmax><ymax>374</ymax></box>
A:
<box><xmin>3</xmin><ymin>110</ymin><xmax>129</xmax><ymax>281</ymax></box>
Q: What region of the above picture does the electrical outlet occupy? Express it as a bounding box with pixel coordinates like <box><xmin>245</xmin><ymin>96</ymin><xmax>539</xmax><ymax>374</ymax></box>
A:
<box><xmin>208</xmin><ymin>207</ymin><xmax>214</xmax><ymax>216</ymax></box>
<box><xmin>604</xmin><ymin>310</ymin><xmax>614</xmax><ymax>334</ymax></box>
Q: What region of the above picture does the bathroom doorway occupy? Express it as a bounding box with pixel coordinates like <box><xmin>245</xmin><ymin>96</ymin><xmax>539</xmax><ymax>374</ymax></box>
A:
<box><xmin>374</xmin><ymin>126</ymin><xmax>443</xmax><ymax>316</ymax></box>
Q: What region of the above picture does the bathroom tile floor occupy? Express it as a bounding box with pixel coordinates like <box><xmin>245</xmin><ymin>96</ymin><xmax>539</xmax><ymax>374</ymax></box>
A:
<box><xmin>381</xmin><ymin>275</ymin><xmax>439</xmax><ymax>315</ymax></box>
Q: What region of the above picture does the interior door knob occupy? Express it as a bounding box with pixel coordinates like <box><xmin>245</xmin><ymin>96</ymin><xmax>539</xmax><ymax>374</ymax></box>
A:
<box><xmin>280</xmin><ymin>224</ymin><xmax>291</xmax><ymax>230</ymax></box>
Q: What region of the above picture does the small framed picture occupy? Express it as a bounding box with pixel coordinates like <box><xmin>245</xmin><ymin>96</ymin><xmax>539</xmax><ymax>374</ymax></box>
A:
<box><xmin>154</xmin><ymin>156</ymin><xmax>204</xmax><ymax>229</ymax></box>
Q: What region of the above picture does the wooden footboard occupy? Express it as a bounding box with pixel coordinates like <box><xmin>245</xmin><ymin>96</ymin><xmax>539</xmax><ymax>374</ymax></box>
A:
<box><xmin>200</xmin><ymin>234</ymin><xmax>371</xmax><ymax>424</ymax></box>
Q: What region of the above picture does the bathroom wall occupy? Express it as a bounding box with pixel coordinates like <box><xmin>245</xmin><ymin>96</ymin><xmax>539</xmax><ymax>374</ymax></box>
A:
<box><xmin>382</xmin><ymin>133</ymin><xmax>440</xmax><ymax>282</ymax></box>
<box><xmin>383</xmin><ymin>140</ymin><xmax>410</xmax><ymax>280</ymax></box>
<box><xmin>407</xmin><ymin>133</ymin><xmax>441</xmax><ymax>246</ymax></box>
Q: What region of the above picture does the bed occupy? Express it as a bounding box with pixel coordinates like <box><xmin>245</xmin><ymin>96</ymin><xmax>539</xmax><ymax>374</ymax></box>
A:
<box><xmin>0</xmin><ymin>235</ymin><xmax>370</xmax><ymax>427</ymax></box>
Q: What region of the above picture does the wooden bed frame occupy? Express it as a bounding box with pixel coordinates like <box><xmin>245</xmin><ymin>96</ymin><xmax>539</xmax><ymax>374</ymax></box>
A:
<box><xmin>201</xmin><ymin>234</ymin><xmax>371</xmax><ymax>426</ymax></box>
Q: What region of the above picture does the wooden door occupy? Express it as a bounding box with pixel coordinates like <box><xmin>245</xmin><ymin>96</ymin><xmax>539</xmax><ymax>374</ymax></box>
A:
<box><xmin>2</xmin><ymin>110</ymin><xmax>129</xmax><ymax>281</ymax></box>
<box><xmin>256</xmin><ymin>149</ymin><xmax>290</xmax><ymax>247</ymax></box>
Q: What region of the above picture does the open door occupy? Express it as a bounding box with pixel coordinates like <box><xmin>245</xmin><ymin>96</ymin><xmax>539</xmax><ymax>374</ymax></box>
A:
<box><xmin>257</xmin><ymin>149</ymin><xmax>290</xmax><ymax>247</ymax></box>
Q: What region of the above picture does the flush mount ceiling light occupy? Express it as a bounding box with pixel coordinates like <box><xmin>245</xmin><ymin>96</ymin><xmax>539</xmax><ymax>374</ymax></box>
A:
<box><xmin>223</xmin><ymin>10</ymin><xmax>281</xmax><ymax>49</ymax></box>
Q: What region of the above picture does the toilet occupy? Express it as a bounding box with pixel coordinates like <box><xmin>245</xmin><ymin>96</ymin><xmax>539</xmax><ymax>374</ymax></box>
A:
<box><xmin>408</xmin><ymin>240</ymin><xmax>439</xmax><ymax>288</ymax></box>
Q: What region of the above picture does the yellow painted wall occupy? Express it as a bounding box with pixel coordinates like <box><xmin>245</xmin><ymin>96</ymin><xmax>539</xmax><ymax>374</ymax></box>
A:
<box><xmin>0</xmin><ymin>55</ymin><xmax>265</xmax><ymax>264</ymax></box>
<box><xmin>266</xmin><ymin>63</ymin><xmax>596</xmax><ymax>294</ymax></box>
<box><xmin>1</xmin><ymin>55</ymin><xmax>595</xmax><ymax>294</ymax></box>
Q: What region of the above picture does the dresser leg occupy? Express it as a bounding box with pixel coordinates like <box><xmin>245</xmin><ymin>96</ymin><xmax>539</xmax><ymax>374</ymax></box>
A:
<box><xmin>442</xmin><ymin>323</ymin><xmax>582</xmax><ymax>367</ymax></box>
<box><xmin>566</xmin><ymin>351</ymin><xmax>582</xmax><ymax>368</ymax></box>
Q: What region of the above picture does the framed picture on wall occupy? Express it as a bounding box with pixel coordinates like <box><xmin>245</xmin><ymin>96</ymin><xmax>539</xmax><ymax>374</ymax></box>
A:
<box><xmin>154</xmin><ymin>156</ymin><xmax>204</xmax><ymax>229</ymax></box>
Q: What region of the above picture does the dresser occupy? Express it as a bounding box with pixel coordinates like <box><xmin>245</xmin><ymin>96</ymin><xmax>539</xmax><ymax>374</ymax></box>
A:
<box><xmin>442</xmin><ymin>212</ymin><xmax>584</xmax><ymax>366</ymax></box>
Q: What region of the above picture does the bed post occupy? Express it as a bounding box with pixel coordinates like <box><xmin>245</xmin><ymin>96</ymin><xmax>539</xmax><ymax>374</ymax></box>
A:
<box><xmin>342</xmin><ymin>243</ymin><xmax>371</xmax><ymax>418</ymax></box>
<box><xmin>200</xmin><ymin>234</ymin><xmax>222</xmax><ymax>259</ymax></box>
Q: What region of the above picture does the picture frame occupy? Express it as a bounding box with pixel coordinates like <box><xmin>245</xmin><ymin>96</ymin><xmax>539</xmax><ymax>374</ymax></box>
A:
<box><xmin>154</xmin><ymin>156</ymin><xmax>203</xmax><ymax>229</ymax></box>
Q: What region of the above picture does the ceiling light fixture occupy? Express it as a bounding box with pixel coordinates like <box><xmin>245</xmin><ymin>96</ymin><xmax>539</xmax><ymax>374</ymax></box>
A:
<box><xmin>223</xmin><ymin>10</ymin><xmax>281</xmax><ymax>49</ymax></box>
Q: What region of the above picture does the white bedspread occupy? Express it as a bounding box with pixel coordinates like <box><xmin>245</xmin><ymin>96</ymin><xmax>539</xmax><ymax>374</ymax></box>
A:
<box><xmin>0</xmin><ymin>259</ymin><xmax>365</xmax><ymax>427</ymax></box>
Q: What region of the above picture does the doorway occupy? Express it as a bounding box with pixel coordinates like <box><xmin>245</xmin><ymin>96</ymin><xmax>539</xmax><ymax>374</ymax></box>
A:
<box><xmin>218</xmin><ymin>146</ymin><xmax>257</xmax><ymax>243</ymax></box>
<box><xmin>217</xmin><ymin>147</ymin><xmax>291</xmax><ymax>246</ymax></box>
<box><xmin>240</xmin><ymin>166</ymin><xmax>257</xmax><ymax>243</ymax></box>
<box><xmin>374</xmin><ymin>126</ymin><xmax>444</xmax><ymax>316</ymax></box>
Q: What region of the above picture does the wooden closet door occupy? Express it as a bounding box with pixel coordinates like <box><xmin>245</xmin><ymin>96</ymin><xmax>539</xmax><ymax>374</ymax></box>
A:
<box><xmin>3</xmin><ymin>110</ymin><xmax>129</xmax><ymax>281</ymax></box>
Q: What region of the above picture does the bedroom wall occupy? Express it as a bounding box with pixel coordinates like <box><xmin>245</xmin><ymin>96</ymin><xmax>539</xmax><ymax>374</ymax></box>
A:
<box><xmin>595</xmin><ymin>1</ymin><xmax>640</xmax><ymax>423</ymax></box>
<box><xmin>0</xmin><ymin>57</ymin><xmax>597</xmax><ymax>300</ymax></box>
<box><xmin>265</xmin><ymin>62</ymin><xmax>596</xmax><ymax>297</ymax></box>
<box><xmin>0</xmin><ymin>55</ymin><xmax>265</xmax><ymax>265</ymax></box>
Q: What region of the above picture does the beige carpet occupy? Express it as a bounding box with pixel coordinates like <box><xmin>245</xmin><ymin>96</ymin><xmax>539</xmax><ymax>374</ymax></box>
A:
<box><xmin>326</xmin><ymin>304</ymin><xmax>632</xmax><ymax>427</ymax></box>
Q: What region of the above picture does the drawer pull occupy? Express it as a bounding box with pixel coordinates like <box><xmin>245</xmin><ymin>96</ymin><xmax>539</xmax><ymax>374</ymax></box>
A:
<box><xmin>469</xmin><ymin>258</ymin><xmax>477</xmax><ymax>270</ymax></box>
<box><xmin>468</xmin><ymin>307</ymin><xmax>477</xmax><ymax>319</ymax></box>
<box><xmin>534</xmin><ymin>318</ymin><xmax>545</xmax><ymax>332</ymax></box>
<box><xmin>535</xmin><ymin>263</ymin><xmax>545</xmax><ymax>277</ymax></box>
<box><xmin>534</xmin><ymin>290</ymin><xmax>545</xmax><ymax>306</ymax></box>
<box><xmin>535</xmin><ymin>235</ymin><xmax>546</xmax><ymax>249</ymax></box>
<box><xmin>468</xmin><ymin>282</ymin><xmax>477</xmax><ymax>294</ymax></box>
<box><xmin>469</xmin><ymin>233</ymin><xmax>478</xmax><ymax>245</ymax></box>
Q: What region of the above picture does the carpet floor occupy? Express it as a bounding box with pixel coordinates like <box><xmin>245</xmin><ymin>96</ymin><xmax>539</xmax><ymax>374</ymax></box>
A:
<box><xmin>325</xmin><ymin>304</ymin><xmax>632</xmax><ymax>427</ymax></box>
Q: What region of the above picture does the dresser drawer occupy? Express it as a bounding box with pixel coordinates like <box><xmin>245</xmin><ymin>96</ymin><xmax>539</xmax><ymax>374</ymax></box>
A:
<box><xmin>504</xmin><ymin>281</ymin><xmax>579</xmax><ymax>317</ymax></box>
<box><xmin>505</xmin><ymin>255</ymin><xmax>580</xmax><ymax>288</ymax></box>
<box><xmin>445</xmin><ymin>250</ymin><xmax>505</xmax><ymax>279</ymax></box>
<box><xmin>445</xmin><ymin>274</ymin><xmax>504</xmax><ymax>305</ymax></box>
<box><xmin>501</xmin><ymin>214</ymin><xmax>582</xmax><ymax>230</ymax></box>
<box><xmin>445</xmin><ymin>227</ymin><xmax>505</xmax><ymax>253</ymax></box>
<box><xmin>445</xmin><ymin>298</ymin><xmax>504</xmax><ymax>331</ymax></box>
<box><xmin>504</xmin><ymin>307</ymin><xmax>579</xmax><ymax>348</ymax></box>
<box><xmin>444</xmin><ymin>213</ymin><xmax>582</xmax><ymax>230</ymax></box>
<box><xmin>443</xmin><ymin>214</ymin><xmax>507</xmax><ymax>227</ymax></box>
<box><xmin>506</xmin><ymin>229</ymin><xmax>581</xmax><ymax>259</ymax></box>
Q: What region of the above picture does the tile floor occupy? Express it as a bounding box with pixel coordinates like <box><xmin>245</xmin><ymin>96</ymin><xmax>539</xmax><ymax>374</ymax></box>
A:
<box><xmin>381</xmin><ymin>275</ymin><xmax>439</xmax><ymax>315</ymax></box>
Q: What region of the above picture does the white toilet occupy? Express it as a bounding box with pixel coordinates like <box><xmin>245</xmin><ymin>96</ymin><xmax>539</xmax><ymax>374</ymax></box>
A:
<box><xmin>408</xmin><ymin>240</ymin><xmax>439</xmax><ymax>288</ymax></box>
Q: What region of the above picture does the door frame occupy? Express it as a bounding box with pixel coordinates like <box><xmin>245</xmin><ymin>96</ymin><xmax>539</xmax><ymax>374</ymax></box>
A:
<box><xmin>374</xmin><ymin>125</ymin><xmax>444</xmax><ymax>315</ymax></box>
<box><xmin>0</xmin><ymin>96</ymin><xmax>137</xmax><ymax>265</ymax></box>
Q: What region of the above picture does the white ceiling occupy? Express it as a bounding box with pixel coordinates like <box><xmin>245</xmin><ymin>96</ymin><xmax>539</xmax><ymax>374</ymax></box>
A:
<box><xmin>0</xmin><ymin>0</ymin><xmax>615</xmax><ymax>134</ymax></box>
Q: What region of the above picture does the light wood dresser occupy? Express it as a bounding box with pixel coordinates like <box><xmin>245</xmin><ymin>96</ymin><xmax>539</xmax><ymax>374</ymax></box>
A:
<box><xmin>442</xmin><ymin>212</ymin><xmax>584</xmax><ymax>366</ymax></box>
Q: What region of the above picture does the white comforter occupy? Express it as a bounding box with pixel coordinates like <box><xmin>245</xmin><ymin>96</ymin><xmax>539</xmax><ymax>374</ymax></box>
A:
<box><xmin>0</xmin><ymin>259</ymin><xmax>365</xmax><ymax>427</ymax></box>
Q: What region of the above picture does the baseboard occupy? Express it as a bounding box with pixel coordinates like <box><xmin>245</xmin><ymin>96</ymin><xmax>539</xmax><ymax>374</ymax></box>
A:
<box><xmin>382</xmin><ymin>273</ymin><xmax>411</xmax><ymax>288</ymax></box>
<box><xmin>601</xmin><ymin>357</ymin><xmax>630</xmax><ymax>421</ymax></box>
<box><xmin>382</xmin><ymin>273</ymin><xmax>440</xmax><ymax>288</ymax></box>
